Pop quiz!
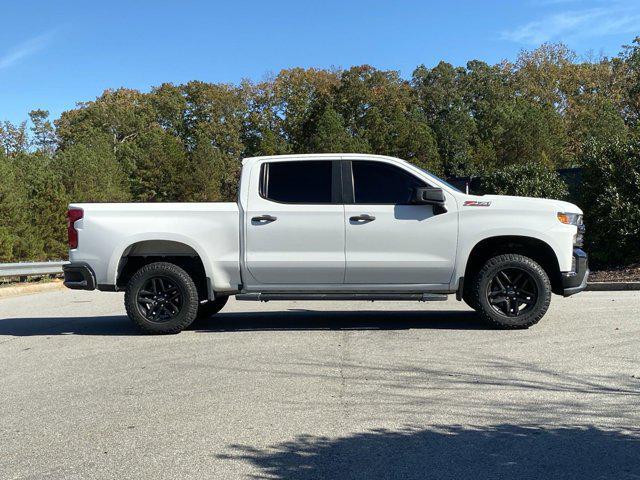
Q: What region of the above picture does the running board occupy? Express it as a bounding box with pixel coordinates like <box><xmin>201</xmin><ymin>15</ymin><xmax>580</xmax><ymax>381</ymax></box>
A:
<box><xmin>235</xmin><ymin>293</ymin><xmax>448</xmax><ymax>302</ymax></box>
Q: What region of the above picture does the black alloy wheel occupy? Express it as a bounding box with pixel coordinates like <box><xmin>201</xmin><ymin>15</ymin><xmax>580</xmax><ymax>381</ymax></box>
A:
<box><xmin>486</xmin><ymin>267</ymin><xmax>538</xmax><ymax>317</ymax></box>
<box><xmin>136</xmin><ymin>276</ymin><xmax>184</xmax><ymax>323</ymax></box>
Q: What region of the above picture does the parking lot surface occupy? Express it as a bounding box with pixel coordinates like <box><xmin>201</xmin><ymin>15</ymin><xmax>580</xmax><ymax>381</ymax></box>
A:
<box><xmin>1</xmin><ymin>289</ymin><xmax>639</xmax><ymax>479</ymax></box>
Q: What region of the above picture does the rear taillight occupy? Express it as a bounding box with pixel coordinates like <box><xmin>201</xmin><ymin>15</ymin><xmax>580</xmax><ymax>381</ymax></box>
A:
<box><xmin>67</xmin><ymin>208</ymin><xmax>83</xmax><ymax>249</ymax></box>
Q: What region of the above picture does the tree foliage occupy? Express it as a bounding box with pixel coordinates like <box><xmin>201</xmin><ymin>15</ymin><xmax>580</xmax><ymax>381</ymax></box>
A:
<box><xmin>480</xmin><ymin>163</ymin><xmax>569</xmax><ymax>200</ymax></box>
<box><xmin>2</xmin><ymin>38</ymin><xmax>640</xmax><ymax>265</ymax></box>
<box><xmin>580</xmin><ymin>139</ymin><xmax>640</xmax><ymax>267</ymax></box>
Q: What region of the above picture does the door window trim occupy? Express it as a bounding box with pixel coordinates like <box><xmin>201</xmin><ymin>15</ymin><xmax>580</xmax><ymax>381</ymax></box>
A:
<box><xmin>258</xmin><ymin>158</ymin><xmax>433</xmax><ymax>206</ymax></box>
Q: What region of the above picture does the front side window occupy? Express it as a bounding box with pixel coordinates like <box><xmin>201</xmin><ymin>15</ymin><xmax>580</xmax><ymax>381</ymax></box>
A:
<box><xmin>261</xmin><ymin>161</ymin><xmax>333</xmax><ymax>203</ymax></box>
<box><xmin>352</xmin><ymin>161</ymin><xmax>427</xmax><ymax>204</ymax></box>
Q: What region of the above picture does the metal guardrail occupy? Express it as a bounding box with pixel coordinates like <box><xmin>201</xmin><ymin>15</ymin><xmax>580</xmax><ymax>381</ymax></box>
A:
<box><xmin>0</xmin><ymin>261</ymin><xmax>69</xmax><ymax>278</ymax></box>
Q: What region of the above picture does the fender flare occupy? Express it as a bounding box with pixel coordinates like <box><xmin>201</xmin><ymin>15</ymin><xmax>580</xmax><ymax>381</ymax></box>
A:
<box><xmin>454</xmin><ymin>230</ymin><xmax>563</xmax><ymax>285</ymax></box>
<box><xmin>106</xmin><ymin>232</ymin><xmax>214</xmax><ymax>286</ymax></box>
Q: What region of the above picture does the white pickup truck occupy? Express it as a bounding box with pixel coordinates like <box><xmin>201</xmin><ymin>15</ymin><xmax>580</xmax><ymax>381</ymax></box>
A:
<box><xmin>63</xmin><ymin>154</ymin><xmax>588</xmax><ymax>333</ymax></box>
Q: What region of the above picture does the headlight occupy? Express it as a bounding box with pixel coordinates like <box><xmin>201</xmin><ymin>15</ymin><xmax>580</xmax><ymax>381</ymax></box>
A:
<box><xmin>557</xmin><ymin>212</ymin><xmax>583</xmax><ymax>225</ymax></box>
<box><xmin>558</xmin><ymin>212</ymin><xmax>585</xmax><ymax>247</ymax></box>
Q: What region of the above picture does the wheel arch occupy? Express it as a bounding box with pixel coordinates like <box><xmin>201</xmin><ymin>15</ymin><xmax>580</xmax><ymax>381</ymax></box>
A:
<box><xmin>462</xmin><ymin>235</ymin><xmax>563</xmax><ymax>295</ymax></box>
<box><xmin>109</xmin><ymin>235</ymin><xmax>214</xmax><ymax>299</ymax></box>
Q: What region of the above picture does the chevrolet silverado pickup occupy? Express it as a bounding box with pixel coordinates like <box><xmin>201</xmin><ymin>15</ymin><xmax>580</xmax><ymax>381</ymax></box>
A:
<box><xmin>63</xmin><ymin>154</ymin><xmax>588</xmax><ymax>333</ymax></box>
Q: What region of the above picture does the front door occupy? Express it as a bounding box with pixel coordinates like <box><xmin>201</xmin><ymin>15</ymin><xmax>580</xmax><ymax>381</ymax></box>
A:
<box><xmin>245</xmin><ymin>159</ymin><xmax>345</xmax><ymax>285</ymax></box>
<box><xmin>344</xmin><ymin>160</ymin><xmax>458</xmax><ymax>285</ymax></box>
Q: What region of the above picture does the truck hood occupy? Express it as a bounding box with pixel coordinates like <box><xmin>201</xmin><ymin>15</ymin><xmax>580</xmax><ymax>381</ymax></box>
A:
<box><xmin>464</xmin><ymin>194</ymin><xmax>582</xmax><ymax>214</ymax></box>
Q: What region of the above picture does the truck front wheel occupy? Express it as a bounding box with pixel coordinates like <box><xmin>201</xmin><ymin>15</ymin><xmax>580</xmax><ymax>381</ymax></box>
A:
<box><xmin>474</xmin><ymin>254</ymin><xmax>551</xmax><ymax>329</ymax></box>
<box><xmin>124</xmin><ymin>262</ymin><xmax>199</xmax><ymax>334</ymax></box>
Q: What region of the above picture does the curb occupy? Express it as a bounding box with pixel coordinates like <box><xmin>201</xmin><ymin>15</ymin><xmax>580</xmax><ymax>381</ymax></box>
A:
<box><xmin>586</xmin><ymin>282</ymin><xmax>640</xmax><ymax>291</ymax></box>
<box><xmin>0</xmin><ymin>280</ymin><xmax>65</xmax><ymax>299</ymax></box>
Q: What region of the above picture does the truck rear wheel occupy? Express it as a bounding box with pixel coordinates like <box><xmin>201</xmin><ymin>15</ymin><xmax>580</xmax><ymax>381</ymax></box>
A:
<box><xmin>124</xmin><ymin>262</ymin><xmax>199</xmax><ymax>334</ymax></box>
<box><xmin>474</xmin><ymin>254</ymin><xmax>551</xmax><ymax>329</ymax></box>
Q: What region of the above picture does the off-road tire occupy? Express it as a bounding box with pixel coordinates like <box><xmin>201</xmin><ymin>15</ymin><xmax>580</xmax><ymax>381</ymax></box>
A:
<box><xmin>475</xmin><ymin>254</ymin><xmax>551</xmax><ymax>329</ymax></box>
<box><xmin>124</xmin><ymin>262</ymin><xmax>199</xmax><ymax>334</ymax></box>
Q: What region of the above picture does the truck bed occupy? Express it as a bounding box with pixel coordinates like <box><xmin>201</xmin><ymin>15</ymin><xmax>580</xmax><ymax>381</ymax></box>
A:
<box><xmin>68</xmin><ymin>202</ymin><xmax>241</xmax><ymax>291</ymax></box>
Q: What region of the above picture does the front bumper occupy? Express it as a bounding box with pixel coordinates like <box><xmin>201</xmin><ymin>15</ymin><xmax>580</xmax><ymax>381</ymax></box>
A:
<box><xmin>561</xmin><ymin>248</ymin><xmax>589</xmax><ymax>297</ymax></box>
<box><xmin>63</xmin><ymin>263</ymin><xmax>96</xmax><ymax>290</ymax></box>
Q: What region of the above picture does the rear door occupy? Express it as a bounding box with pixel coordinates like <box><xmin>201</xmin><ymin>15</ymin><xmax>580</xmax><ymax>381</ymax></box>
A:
<box><xmin>343</xmin><ymin>160</ymin><xmax>458</xmax><ymax>285</ymax></box>
<box><xmin>244</xmin><ymin>159</ymin><xmax>345</xmax><ymax>284</ymax></box>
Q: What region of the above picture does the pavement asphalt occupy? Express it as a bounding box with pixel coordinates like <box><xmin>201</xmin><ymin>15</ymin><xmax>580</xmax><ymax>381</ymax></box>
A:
<box><xmin>0</xmin><ymin>289</ymin><xmax>639</xmax><ymax>479</ymax></box>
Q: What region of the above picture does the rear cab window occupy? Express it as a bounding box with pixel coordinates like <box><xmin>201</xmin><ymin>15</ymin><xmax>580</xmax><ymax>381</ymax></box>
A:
<box><xmin>260</xmin><ymin>161</ymin><xmax>337</xmax><ymax>204</ymax></box>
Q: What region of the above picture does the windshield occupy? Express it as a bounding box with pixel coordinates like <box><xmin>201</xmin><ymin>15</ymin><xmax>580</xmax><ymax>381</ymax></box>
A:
<box><xmin>414</xmin><ymin>165</ymin><xmax>463</xmax><ymax>193</ymax></box>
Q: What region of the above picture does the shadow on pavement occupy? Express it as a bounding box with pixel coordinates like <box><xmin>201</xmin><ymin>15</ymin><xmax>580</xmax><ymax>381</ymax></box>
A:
<box><xmin>196</xmin><ymin>309</ymin><xmax>487</xmax><ymax>332</ymax></box>
<box><xmin>218</xmin><ymin>424</ymin><xmax>640</xmax><ymax>480</ymax></box>
<box><xmin>0</xmin><ymin>315</ymin><xmax>140</xmax><ymax>336</ymax></box>
<box><xmin>0</xmin><ymin>309</ymin><xmax>486</xmax><ymax>336</ymax></box>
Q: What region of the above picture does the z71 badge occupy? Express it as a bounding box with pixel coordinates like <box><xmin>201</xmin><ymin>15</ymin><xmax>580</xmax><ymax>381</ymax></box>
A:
<box><xmin>463</xmin><ymin>200</ymin><xmax>492</xmax><ymax>207</ymax></box>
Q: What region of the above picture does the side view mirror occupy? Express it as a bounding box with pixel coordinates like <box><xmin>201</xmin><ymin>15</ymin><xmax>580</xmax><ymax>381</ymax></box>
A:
<box><xmin>410</xmin><ymin>187</ymin><xmax>447</xmax><ymax>213</ymax></box>
<box><xmin>411</xmin><ymin>187</ymin><xmax>444</xmax><ymax>204</ymax></box>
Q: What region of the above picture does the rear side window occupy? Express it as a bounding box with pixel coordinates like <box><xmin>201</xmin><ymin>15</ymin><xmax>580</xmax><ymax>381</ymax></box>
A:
<box><xmin>352</xmin><ymin>161</ymin><xmax>427</xmax><ymax>204</ymax></box>
<box><xmin>261</xmin><ymin>161</ymin><xmax>333</xmax><ymax>203</ymax></box>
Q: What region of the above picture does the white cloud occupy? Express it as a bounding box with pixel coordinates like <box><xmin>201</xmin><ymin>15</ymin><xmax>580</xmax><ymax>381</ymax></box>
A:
<box><xmin>0</xmin><ymin>31</ymin><xmax>55</xmax><ymax>70</ymax></box>
<box><xmin>502</xmin><ymin>6</ymin><xmax>640</xmax><ymax>44</ymax></box>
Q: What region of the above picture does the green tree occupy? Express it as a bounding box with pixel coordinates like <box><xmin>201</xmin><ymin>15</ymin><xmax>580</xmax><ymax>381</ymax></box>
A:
<box><xmin>29</xmin><ymin>109</ymin><xmax>57</xmax><ymax>154</ymax></box>
<box><xmin>0</xmin><ymin>120</ymin><xmax>29</xmax><ymax>156</ymax></box>
<box><xmin>618</xmin><ymin>37</ymin><xmax>640</xmax><ymax>130</ymax></box>
<box><xmin>412</xmin><ymin>62</ymin><xmax>476</xmax><ymax>175</ymax></box>
<box><xmin>180</xmin><ymin>81</ymin><xmax>247</xmax><ymax>200</ymax></box>
<box><xmin>178</xmin><ymin>132</ymin><xmax>228</xmax><ymax>202</ymax></box>
<box><xmin>0</xmin><ymin>153</ymin><xmax>30</xmax><ymax>261</ymax></box>
<box><xmin>56</xmin><ymin>135</ymin><xmax>131</xmax><ymax>202</ymax></box>
<box><xmin>122</xmin><ymin>127</ymin><xmax>186</xmax><ymax>201</ymax></box>
<box><xmin>243</xmin><ymin>68</ymin><xmax>340</xmax><ymax>156</ymax></box>
<box><xmin>580</xmin><ymin>139</ymin><xmax>640</xmax><ymax>266</ymax></box>
<box><xmin>481</xmin><ymin>163</ymin><xmax>568</xmax><ymax>199</ymax></box>
<box><xmin>493</xmin><ymin>98</ymin><xmax>567</xmax><ymax>168</ymax></box>
<box><xmin>13</xmin><ymin>153</ymin><xmax>68</xmax><ymax>260</ymax></box>
<box><xmin>307</xmin><ymin>104</ymin><xmax>365</xmax><ymax>153</ymax></box>
<box><xmin>335</xmin><ymin>66</ymin><xmax>442</xmax><ymax>173</ymax></box>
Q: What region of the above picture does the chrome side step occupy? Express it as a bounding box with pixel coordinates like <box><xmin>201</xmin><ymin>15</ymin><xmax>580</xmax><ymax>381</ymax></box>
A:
<box><xmin>235</xmin><ymin>293</ymin><xmax>448</xmax><ymax>302</ymax></box>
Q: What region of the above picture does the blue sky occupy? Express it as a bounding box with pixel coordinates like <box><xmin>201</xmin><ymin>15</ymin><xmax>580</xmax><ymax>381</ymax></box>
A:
<box><xmin>1</xmin><ymin>0</ymin><xmax>639</xmax><ymax>124</ymax></box>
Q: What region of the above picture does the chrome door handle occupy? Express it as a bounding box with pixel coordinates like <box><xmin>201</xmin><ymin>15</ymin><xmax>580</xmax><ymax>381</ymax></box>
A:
<box><xmin>252</xmin><ymin>214</ymin><xmax>277</xmax><ymax>223</ymax></box>
<box><xmin>349</xmin><ymin>214</ymin><xmax>376</xmax><ymax>222</ymax></box>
